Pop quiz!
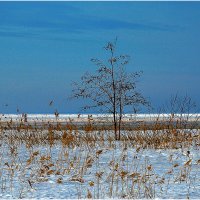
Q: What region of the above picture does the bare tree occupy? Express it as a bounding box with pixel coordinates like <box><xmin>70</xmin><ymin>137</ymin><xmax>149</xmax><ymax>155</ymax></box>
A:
<box><xmin>71</xmin><ymin>40</ymin><xmax>149</xmax><ymax>140</ymax></box>
<box><xmin>161</xmin><ymin>93</ymin><xmax>199</xmax><ymax>129</ymax></box>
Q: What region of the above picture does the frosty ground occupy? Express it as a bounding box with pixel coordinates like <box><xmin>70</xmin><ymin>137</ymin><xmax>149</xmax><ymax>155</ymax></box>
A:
<box><xmin>0</xmin><ymin>114</ymin><xmax>199</xmax><ymax>199</ymax></box>
<box><xmin>0</xmin><ymin>114</ymin><xmax>200</xmax><ymax>199</ymax></box>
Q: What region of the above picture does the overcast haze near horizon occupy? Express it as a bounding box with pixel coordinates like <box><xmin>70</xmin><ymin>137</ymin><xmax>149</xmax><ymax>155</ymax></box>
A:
<box><xmin>0</xmin><ymin>2</ymin><xmax>200</xmax><ymax>114</ymax></box>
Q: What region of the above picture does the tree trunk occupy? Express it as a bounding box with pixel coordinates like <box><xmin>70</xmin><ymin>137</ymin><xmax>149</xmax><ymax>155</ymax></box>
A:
<box><xmin>118</xmin><ymin>115</ymin><xmax>122</xmax><ymax>141</ymax></box>
<box><xmin>113</xmin><ymin>113</ymin><xmax>118</xmax><ymax>140</ymax></box>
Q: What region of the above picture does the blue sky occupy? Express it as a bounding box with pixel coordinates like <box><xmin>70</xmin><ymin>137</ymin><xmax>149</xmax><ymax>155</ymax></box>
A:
<box><xmin>0</xmin><ymin>2</ymin><xmax>200</xmax><ymax>114</ymax></box>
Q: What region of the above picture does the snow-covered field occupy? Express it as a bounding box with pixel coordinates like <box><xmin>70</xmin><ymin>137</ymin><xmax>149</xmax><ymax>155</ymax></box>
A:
<box><xmin>0</xmin><ymin>129</ymin><xmax>199</xmax><ymax>199</ymax></box>
<box><xmin>1</xmin><ymin>113</ymin><xmax>200</xmax><ymax>122</ymax></box>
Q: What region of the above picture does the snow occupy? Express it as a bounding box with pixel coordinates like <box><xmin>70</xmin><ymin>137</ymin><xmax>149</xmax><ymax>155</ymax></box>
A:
<box><xmin>0</xmin><ymin>129</ymin><xmax>199</xmax><ymax>199</ymax></box>
<box><xmin>1</xmin><ymin>113</ymin><xmax>200</xmax><ymax>122</ymax></box>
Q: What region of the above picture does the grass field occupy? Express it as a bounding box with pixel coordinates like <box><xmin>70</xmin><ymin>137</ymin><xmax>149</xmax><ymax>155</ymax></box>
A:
<box><xmin>0</xmin><ymin>114</ymin><xmax>199</xmax><ymax>198</ymax></box>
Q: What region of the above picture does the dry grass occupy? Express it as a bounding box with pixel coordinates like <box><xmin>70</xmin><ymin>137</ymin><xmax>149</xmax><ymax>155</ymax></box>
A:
<box><xmin>0</xmin><ymin>114</ymin><xmax>199</xmax><ymax>198</ymax></box>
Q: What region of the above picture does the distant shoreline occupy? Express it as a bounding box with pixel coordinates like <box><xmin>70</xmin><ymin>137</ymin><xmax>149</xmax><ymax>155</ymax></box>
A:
<box><xmin>0</xmin><ymin>113</ymin><xmax>200</xmax><ymax>130</ymax></box>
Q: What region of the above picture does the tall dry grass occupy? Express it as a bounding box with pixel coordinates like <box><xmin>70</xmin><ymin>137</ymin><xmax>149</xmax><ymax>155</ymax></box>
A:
<box><xmin>0</xmin><ymin>112</ymin><xmax>199</xmax><ymax>198</ymax></box>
